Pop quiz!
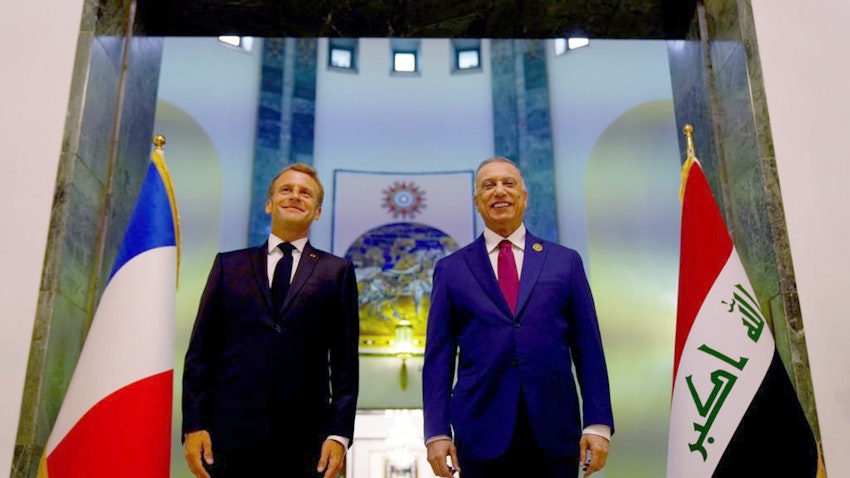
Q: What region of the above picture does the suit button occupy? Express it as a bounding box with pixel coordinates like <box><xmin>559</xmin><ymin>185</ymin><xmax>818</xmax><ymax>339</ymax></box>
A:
<box><xmin>512</xmin><ymin>358</ymin><xmax>519</xmax><ymax>367</ymax></box>
<box><xmin>513</xmin><ymin>322</ymin><xmax>520</xmax><ymax>328</ymax></box>
<box><xmin>274</xmin><ymin>324</ymin><xmax>283</xmax><ymax>334</ymax></box>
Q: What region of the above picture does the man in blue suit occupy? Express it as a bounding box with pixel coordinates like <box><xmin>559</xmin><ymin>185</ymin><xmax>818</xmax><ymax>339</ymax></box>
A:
<box><xmin>423</xmin><ymin>157</ymin><xmax>613</xmax><ymax>478</ymax></box>
<box><xmin>182</xmin><ymin>164</ymin><xmax>359</xmax><ymax>478</ymax></box>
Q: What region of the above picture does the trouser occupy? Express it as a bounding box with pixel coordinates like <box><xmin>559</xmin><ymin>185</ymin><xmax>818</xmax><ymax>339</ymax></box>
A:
<box><xmin>458</xmin><ymin>398</ymin><xmax>579</xmax><ymax>478</ymax></box>
<box><xmin>204</xmin><ymin>437</ymin><xmax>324</xmax><ymax>477</ymax></box>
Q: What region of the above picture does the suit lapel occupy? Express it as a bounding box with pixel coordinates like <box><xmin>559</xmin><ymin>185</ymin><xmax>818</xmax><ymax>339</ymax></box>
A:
<box><xmin>251</xmin><ymin>242</ymin><xmax>276</xmax><ymax>315</ymax></box>
<box><xmin>516</xmin><ymin>232</ymin><xmax>546</xmax><ymax>318</ymax></box>
<box><xmin>463</xmin><ymin>235</ymin><xmax>514</xmax><ymax>319</ymax></box>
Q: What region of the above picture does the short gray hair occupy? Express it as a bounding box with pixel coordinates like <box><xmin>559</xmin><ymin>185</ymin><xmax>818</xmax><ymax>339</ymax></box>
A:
<box><xmin>474</xmin><ymin>156</ymin><xmax>526</xmax><ymax>192</ymax></box>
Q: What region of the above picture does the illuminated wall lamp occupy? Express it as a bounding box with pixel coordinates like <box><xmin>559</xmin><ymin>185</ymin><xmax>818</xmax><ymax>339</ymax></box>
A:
<box><xmin>394</xmin><ymin>319</ymin><xmax>414</xmax><ymax>390</ymax></box>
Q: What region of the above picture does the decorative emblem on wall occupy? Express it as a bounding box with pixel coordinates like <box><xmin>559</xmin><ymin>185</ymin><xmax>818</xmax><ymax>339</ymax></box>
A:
<box><xmin>333</xmin><ymin>170</ymin><xmax>474</xmax><ymax>356</ymax></box>
<box><xmin>345</xmin><ymin>222</ymin><xmax>458</xmax><ymax>354</ymax></box>
<box><xmin>382</xmin><ymin>181</ymin><xmax>426</xmax><ymax>219</ymax></box>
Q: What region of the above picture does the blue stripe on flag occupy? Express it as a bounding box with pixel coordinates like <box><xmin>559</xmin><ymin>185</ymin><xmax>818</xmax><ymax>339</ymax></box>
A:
<box><xmin>110</xmin><ymin>162</ymin><xmax>176</xmax><ymax>279</ymax></box>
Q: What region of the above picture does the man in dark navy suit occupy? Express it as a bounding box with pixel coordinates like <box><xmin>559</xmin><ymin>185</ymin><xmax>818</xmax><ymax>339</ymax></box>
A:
<box><xmin>422</xmin><ymin>157</ymin><xmax>614</xmax><ymax>478</ymax></box>
<box><xmin>182</xmin><ymin>164</ymin><xmax>359</xmax><ymax>478</ymax></box>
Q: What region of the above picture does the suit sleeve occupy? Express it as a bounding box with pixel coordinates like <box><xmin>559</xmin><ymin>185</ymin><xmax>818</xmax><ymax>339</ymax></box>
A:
<box><xmin>181</xmin><ymin>253</ymin><xmax>223</xmax><ymax>438</ymax></box>
<box><xmin>327</xmin><ymin>261</ymin><xmax>360</xmax><ymax>442</ymax></box>
<box><xmin>567</xmin><ymin>252</ymin><xmax>615</xmax><ymax>433</ymax></box>
<box><xmin>422</xmin><ymin>259</ymin><xmax>458</xmax><ymax>441</ymax></box>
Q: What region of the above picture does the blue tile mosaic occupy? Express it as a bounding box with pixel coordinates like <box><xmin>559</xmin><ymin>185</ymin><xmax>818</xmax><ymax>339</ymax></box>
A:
<box><xmin>249</xmin><ymin>39</ymin><xmax>318</xmax><ymax>246</ymax></box>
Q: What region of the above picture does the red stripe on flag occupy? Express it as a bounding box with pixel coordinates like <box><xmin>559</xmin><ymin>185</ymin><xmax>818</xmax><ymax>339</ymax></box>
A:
<box><xmin>46</xmin><ymin>370</ymin><xmax>173</xmax><ymax>477</ymax></box>
<box><xmin>674</xmin><ymin>163</ymin><xmax>733</xmax><ymax>379</ymax></box>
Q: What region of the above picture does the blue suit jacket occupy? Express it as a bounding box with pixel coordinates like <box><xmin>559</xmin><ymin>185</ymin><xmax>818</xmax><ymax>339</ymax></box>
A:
<box><xmin>422</xmin><ymin>232</ymin><xmax>613</xmax><ymax>460</ymax></box>
<box><xmin>182</xmin><ymin>242</ymin><xmax>359</xmax><ymax>453</ymax></box>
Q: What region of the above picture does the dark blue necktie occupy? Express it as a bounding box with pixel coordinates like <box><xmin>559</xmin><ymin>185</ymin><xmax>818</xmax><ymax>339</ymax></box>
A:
<box><xmin>272</xmin><ymin>242</ymin><xmax>295</xmax><ymax>309</ymax></box>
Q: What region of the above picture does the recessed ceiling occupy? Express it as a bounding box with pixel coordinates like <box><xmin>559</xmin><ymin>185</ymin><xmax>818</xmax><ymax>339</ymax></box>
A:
<box><xmin>136</xmin><ymin>0</ymin><xmax>696</xmax><ymax>39</ymax></box>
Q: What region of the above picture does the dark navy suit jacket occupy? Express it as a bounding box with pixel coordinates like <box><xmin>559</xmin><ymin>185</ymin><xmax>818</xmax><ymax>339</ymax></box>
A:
<box><xmin>422</xmin><ymin>232</ymin><xmax>613</xmax><ymax>461</ymax></box>
<box><xmin>182</xmin><ymin>242</ymin><xmax>359</xmax><ymax>453</ymax></box>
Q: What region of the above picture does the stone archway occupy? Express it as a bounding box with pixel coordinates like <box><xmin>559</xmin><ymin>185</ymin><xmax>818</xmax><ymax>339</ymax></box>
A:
<box><xmin>14</xmin><ymin>2</ymin><xmax>820</xmax><ymax>477</ymax></box>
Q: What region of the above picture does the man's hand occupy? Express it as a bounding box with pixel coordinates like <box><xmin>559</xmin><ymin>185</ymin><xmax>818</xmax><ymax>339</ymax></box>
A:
<box><xmin>426</xmin><ymin>438</ymin><xmax>460</xmax><ymax>477</ymax></box>
<box><xmin>183</xmin><ymin>430</ymin><xmax>213</xmax><ymax>478</ymax></box>
<box><xmin>316</xmin><ymin>438</ymin><xmax>346</xmax><ymax>478</ymax></box>
<box><xmin>579</xmin><ymin>434</ymin><xmax>609</xmax><ymax>477</ymax></box>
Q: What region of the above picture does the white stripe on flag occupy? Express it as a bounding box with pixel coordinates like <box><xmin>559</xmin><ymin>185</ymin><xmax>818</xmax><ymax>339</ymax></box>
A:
<box><xmin>45</xmin><ymin>246</ymin><xmax>176</xmax><ymax>453</ymax></box>
<box><xmin>667</xmin><ymin>248</ymin><xmax>774</xmax><ymax>476</ymax></box>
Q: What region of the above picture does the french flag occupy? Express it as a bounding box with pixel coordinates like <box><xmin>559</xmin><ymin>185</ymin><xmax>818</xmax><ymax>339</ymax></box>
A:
<box><xmin>38</xmin><ymin>148</ymin><xmax>178</xmax><ymax>477</ymax></box>
<box><xmin>666</xmin><ymin>157</ymin><xmax>819</xmax><ymax>477</ymax></box>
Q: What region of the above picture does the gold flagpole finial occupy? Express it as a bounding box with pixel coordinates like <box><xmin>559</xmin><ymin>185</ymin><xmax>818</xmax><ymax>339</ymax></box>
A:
<box><xmin>684</xmin><ymin>124</ymin><xmax>696</xmax><ymax>160</ymax></box>
<box><xmin>153</xmin><ymin>134</ymin><xmax>166</xmax><ymax>149</ymax></box>
<box><xmin>679</xmin><ymin>124</ymin><xmax>698</xmax><ymax>203</ymax></box>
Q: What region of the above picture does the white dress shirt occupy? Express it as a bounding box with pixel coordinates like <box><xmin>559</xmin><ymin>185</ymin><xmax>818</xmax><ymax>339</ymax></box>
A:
<box><xmin>267</xmin><ymin>234</ymin><xmax>308</xmax><ymax>285</ymax></box>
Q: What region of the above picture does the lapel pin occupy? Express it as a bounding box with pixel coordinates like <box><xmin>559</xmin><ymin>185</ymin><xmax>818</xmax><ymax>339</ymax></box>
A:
<box><xmin>309</xmin><ymin>252</ymin><xmax>317</xmax><ymax>258</ymax></box>
<box><xmin>533</xmin><ymin>243</ymin><xmax>543</xmax><ymax>252</ymax></box>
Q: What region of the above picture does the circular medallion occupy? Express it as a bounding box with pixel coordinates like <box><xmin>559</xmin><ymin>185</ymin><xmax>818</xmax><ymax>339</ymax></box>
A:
<box><xmin>382</xmin><ymin>181</ymin><xmax>426</xmax><ymax>219</ymax></box>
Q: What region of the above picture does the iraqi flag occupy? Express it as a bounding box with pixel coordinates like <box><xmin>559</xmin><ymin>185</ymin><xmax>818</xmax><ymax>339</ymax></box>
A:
<box><xmin>38</xmin><ymin>145</ymin><xmax>179</xmax><ymax>477</ymax></box>
<box><xmin>667</xmin><ymin>157</ymin><xmax>819</xmax><ymax>477</ymax></box>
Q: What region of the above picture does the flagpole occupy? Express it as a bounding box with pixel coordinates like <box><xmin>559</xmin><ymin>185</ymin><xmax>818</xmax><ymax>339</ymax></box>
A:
<box><xmin>678</xmin><ymin>125</ymin><xmax>697</xmax><ymax>203</ymax></box>
<box><xmin>150</xmin><ymin>134</ymin><xmax>182</xmax><ymax>286</ymax></box>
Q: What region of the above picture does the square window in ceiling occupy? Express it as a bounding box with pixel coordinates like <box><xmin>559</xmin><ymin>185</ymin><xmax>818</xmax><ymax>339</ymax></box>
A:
<box><xmin>390</xmin><ymin>39</ymin><xmax>421</xmax><ymax>75</ymax></box>
<box><xmin>450</xmin><ymin>39</ymin><xmax>482</xmax><ymax>74</ymax></box>
<box><xmin>328</xmin><ymin>38</ymin><xmax>359</xmax><ymax>72</ymax></box>
<box><xmin>393</xmin><ymin>52</ymin><xmax>417</xmax><ymax>73</ymax></box>
<box><xmin>330</xmin><ymin>47</ymin><xmax>353</xmax><ymax>69</ymax></box>
<box><xmin>457</xmin><ymin>49</ymin><xmax>480</xmax><ymax>70</ymax></box>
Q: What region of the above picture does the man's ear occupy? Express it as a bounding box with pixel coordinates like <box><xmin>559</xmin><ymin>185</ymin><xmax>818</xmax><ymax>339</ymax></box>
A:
<box><xmin>314</xmin><ymin>206</ymin><xmax>323</xmax><ymax>221</ymax></box>
<box><xmin>264</xmin><ymin>199</ymin><xmax>272</xmax><ymax>214</ymax></box>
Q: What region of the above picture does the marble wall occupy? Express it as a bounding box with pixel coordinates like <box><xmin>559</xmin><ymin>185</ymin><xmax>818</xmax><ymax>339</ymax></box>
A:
<box><xmin>668</xmin><ymin>0</ymin><xmax>819</xmax><ymax>441</ymax></box>
<box><xmin>12</xmin><ymin>1</ymin><xmax>163</xmax><ymax>476</ymax></box>
<box><xmin>490</xmin><ymin>39</ymin><xmax>558</xmax><ymax>242</ymax></box>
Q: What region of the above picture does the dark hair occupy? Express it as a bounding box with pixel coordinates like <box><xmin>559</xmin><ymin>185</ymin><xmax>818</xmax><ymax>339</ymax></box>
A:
<box><xmin>267</xmin><ymin>163</ymin><xmax>325</xmax><ymax>206</ymax></box>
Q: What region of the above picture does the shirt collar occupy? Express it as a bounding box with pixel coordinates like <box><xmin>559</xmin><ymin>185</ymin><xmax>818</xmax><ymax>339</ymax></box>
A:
<box><xmin>483</xmin><ymin>224</ymin><xmax>526</xmax><ymax>253</ymax></box>
<box><xmin>268</xmin><ymin>234</ymin><xmax>308</xmax><ymax>254</ymax></box>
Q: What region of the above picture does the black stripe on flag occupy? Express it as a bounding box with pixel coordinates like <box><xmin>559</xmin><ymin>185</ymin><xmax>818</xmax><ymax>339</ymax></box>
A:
<box><xmin>713</xmin><ymin>350</ymin><xmax>818</xmax><ymax>477</ymax></box>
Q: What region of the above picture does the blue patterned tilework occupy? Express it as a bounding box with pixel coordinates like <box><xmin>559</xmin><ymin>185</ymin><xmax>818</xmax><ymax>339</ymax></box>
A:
<box><xmin>490</xmin><ymin>39</ymin><xmax>558</xmax><ymax>242</ymax></box>
<box><xmin>249</xmin><ymin>38</ymin><xmax>318</xmax><ymax>246</ymax></box>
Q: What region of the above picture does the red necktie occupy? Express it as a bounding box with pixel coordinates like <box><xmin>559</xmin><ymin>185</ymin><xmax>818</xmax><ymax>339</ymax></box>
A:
<box><xmin>498</xmin><ymin>240</ymin><xmax>519</xmax><ymax>314</ymax></box>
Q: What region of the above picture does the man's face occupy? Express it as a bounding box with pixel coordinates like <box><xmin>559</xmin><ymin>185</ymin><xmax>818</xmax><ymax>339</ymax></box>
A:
<box><xmin>265</xmin><ymin>169</ymin><xmax>322</xmax><ymax>238</ymax></box>
<box><xmin>474</xmin><ymin>161</ymin><xmax>527</xmax><ymax>236</ymax></box>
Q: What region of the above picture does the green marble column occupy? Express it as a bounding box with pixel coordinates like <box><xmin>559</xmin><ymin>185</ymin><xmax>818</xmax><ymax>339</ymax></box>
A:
<box><xmin>667</xmin><ymin>0</ymin><xmax>820</xmax><ymax>443</ymax></box>
<box><xmin>247</xmin><ymin>38</ymin><xmax>318</xmax><ymax>246</ymax></box>
<box><xmin>490</xmin><ymin>39</ymin><xmax>558</xmax><ymax>242</ymax></box>
<box><xmin>13</xmin><ymin>1</ymin><xmax>163</xmax><ymax>476</ymax></box>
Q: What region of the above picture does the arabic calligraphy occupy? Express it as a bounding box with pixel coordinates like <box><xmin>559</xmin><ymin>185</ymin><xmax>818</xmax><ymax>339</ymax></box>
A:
<box><xmin>683</xmin><ymin>283</ymin><xmax>771</xmax><ymax>461</ymax></box>
<box><xmin>721</xmin><ymin>284</ymin><xmax>766</xmax><ymax>343</ymax></box>
<box><xmin>686</xmin><ymin>344</ymin><xmax>748</xmax><ymax>460</ymax></box>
